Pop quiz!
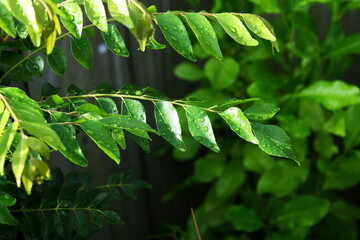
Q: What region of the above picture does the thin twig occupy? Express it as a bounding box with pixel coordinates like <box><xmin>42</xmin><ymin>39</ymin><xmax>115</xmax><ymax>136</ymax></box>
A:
<box><xmin>191</xmin><ymin>208</ymin><xmax>202</xmax><ymax>240</ymax></box>
<box><xmin>57</xmin><ymin>0</ymin><xmax>74</xmax><ymax>7</ymax></box>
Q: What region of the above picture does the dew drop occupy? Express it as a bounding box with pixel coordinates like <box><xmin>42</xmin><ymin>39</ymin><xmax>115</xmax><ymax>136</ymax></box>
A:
<box><xmin>196</xmin><ymin>137</ymin><xmax>203</xmax><ymax>141</ymax></box>
<box><xmin>87</xmin><ymin>130</ymin><xmax>94</xmax><ymax>134</ymax></box>
<box><xmin>203</xmin><ymin>126</ymin><xmax>209</xmax><ymax>132</ymax></box>
<box><xmin>33</xmin><ymin>64</ymin><xmax>39</xmax><ymax>70</ymax></box>
<box><xmin>173</xmin><ymin>26</ymin><xmax>178</xmax><ymax>30</ymax></box>
<box><xmin>199</xmin><ymin>118</ymin><xmax>205</xmax><ymax>122</ymax></box>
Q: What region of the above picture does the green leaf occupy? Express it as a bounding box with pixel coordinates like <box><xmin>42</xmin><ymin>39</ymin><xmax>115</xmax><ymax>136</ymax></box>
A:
<box><xmin>257</xmin><ymin>161</ymin><xmax>309</xmax><ymax>197</ymax></box>
<box><xmin>0</xmin><ymin>191</ymin><xmax>16</xmax><ymax>207</ymax></box>
<box><xmin>121</xmin><ymin>99</ymin><xmax>150</xmax><ymax>152</ymax></box>
<box><xmin>60</xmin><ymin>2</ymin><xmax>83</xmax><ymax>38</ymax></box>
<box><xmin>225</xmin><ymin>205</ymin><xmax>263</xmax><ymax>232</ymax></box>
<box><xmin>96</xmin><ymin>97</ymin><xmax>119</xmax><ymax>115</ymax></box>
<box><xmin>244</xmin><ymin>103</ymin><xmax>280</xmax><ymax>121</ymax></box>
<box><xmin>100</xmin><ymin>115</ymin><xmax>156</xmax><ymax>134</ymax></box>
<box><xmin>0</xmin><ymin>205</ymin><xmax>17</xmax><ymax>225</ymax></box>
<box><xmin>298</xmin><ymin>80</ymin><xmax>360</xmax><ymax>111</ymax></box>
<box><xmin>184</xmin><ymin>13</ymin><xmax>223</xmax><ymax>61</ymax></box>
<box><xmin>84</xmin><ymin>0</ymin><xmax>108</xmax><ymax>32</ymax></box>
<box><xmin>193</xmin><ymin>153</ymin><xmax>226</xmax><ymax>182</ymax></box>
<box><xmin>74</xmin><ymin>103</ymin><xmax>107</xmax><ymax>117</ymax></box>
<box><xmin>11</xmin><ymin>137</ymin><xmax>29</xmax><ymax>187</ymax></box>
<box><xmin>252</xmin><ymin>123</ymin><xmax>297</xmax><ymax>163</ymax></box>
<box><xmin>241</xmin><ymin>14</ymin><xmax>276</xmax><ymax>41</ymax></box>
<box><xmin>101</xmin><ymin>210</ymin><xmax>124</xmax><ymax>225</ymax></box>
<box><xmin>0</xmin><ymin>1</ymin><xmax>16</xmax><ymax>38</ymax></box>
<box><xmin>0</xmin><ymin>109</ymin><xmax>10</xmax><ymax>136</ymax></box>
<box><xmin>26</xmin><ymin>137</ymin><xmax>50</xmax><ymax>159</ymax></box>
<box><xmin>72</xmin><ymin>211</ymin><xmax>88</xmax><ymax>236</ymax></box>
<box><xmin>209</xmin><ymin>98</ymin><xmax>260</xmax><ymax>110</ymax></box>
<box><xmin>204</xmin><ymin>58</ymin><xmax>240</xmax><ymax>89</ymax></box>
<box><xmin>70</xmin><ymin>35</ymin><xmax>93</xmax><ymax>70</ymax></box>
<box><xmin>112</xmin><ymin>128</ymin><xmax>126</xmax><ymax>150</ymax></box>
<box><xmin>92</xmin><ymin>82</ymin><xmax>116</xmax><ymax>94</ymax></box>
<box><xmin>214</xmin><ymin>158</ymin><xmax>245</xmax><ymax>199</ymax></box>
<box><xmin>154</xmin><ymin>101</ymin><xmax>186</xmax><ymax>151</ymax></box>
<box><xmin>185</xmin><ymin>106</ymin><xmax>220</xmax><ymax>153</ymax></box>
<box><xmin>80</xmin><ymin>120</ymin><xmax>120</xmax><ymax>164</ymax></box>
<box><xmin>108</xmin><ymin>0</ymin><xmax>134</xmax><ymax>29</ymax></box>
<box><xmin>42</xmin><ymin>94</ymin><xmax>68</xmax><ymax>108</ymax></box>
<box><xmin>101</xmin><ymin>24</ymin><xmax>129</xmax><ymax>57</ymax></box>
<box><xmin>326</xmin><ymin>34</ymin><xmax>360</xmax><ymax>58</ymax></box>
<box><xmin>127</xmin><ymin>0</ymin><xmax>155</xmax><ymax>51</ymax></box>
<box><xmin>323</xmin><ymin>152</ymin><xmax>360</xmax><ymax>190</ymax></box>
<box><xmin>47</xmin><ymin>47</ymin><xmax>67</xmax><ymax>76</ymax></box>
<box><xmin>248</xmin><ymin>0</ymin><xmax>281</xmax><ymax>13</ymax></box>
<box><xmin>146</xmin><ymin>37</ymin><xmax>166</xmax><ymax>50</ymax></box>
<box><xmin>8</xmin><ymin>0</ymin><xmax>41</xmax><ymax>46</ymax></box>
<box><xmin>0</xmin><ymin>122</ymin><xmax>18</xmax><ymax>176</ymax></box>
<box><xmin>215</xmin><ymin>13</ymin><xmax>258</xmax><ymax>46</ymax></box>
<box><xmin>51</xmin><ymin>124</ymin><xmax>88</xmax><ymax>167</ymax></box>
<box><xmin>26</xmin><ymin>55</ymin><xmax>44</xmax><ymax>77</ymax></box>
<box><xmin>54</xmin><ymin>211</ymin><xmax>69</xmax><ymax>238</ymax></box>
<box><xmin>277</xmin><ymin>195</ymin><xmax>330</xmax><ymax>228</ymax></box>
<box><xmin>220</xmin><ymin>107</ymin><xmax>258</xmax><ymax>144</ymax></box>
<box><xmin>345</xmin><ymin>105</ymin><xmax>360</xmax><ymax>149</ymax></box>
<box><xmin>155</xmin><ymin>13</ymin><xmax>196</xmax><ymax>62</ymax></box>
<box><xmin>174</xmin><ymin>62</ymin><xmax>204</xmax><ymax>81</ymax></box>
<box><xmin>243</xmin><ymin>143</ymin><xmax>275</xmax><ymax>173</ymax></box>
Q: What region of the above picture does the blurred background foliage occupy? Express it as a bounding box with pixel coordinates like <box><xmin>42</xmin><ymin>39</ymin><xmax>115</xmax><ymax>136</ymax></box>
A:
<box><xmin>159</xmin><ymin>0</ymin><xmax>360</xmax><ymax>239</ymax></box>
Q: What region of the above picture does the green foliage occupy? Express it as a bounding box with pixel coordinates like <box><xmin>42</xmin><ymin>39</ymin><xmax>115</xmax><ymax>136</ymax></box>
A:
<box><xmin>0</xmin><ymin>0</ymin><xmax>292</xmax><ymax>237</ymax></box>
<box><xmin>166</xmin><ymin>0</ymin><xmax>360</xmax><ymax>239</ymax></box>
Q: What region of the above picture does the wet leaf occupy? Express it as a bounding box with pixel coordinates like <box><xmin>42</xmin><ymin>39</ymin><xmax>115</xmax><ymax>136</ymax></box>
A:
<box><xmin>60</xmin><ymin>2</ymin><xmax>83</xmax><ymax>38</ymax></box>
<box><xmin>70</xmin><ymin>35</ymin><xmax>93</xmax><ymax>69</ymax></box>
<box><xmin>84</xmin><ymin>0</ymin><xmax>108</xmax><ymax>32</ymax></box>
<box><xmin>47</xmin><ymin>47</ymin><xmax>67</xmax><ymax>76</ymax></box>
<box><xmin>101</xmin><ymin>24</ymin><xmax>129</xmax><ymax>57</ymax></box>
<box><xmin>242</xmin><ymin>14</ymin><xmax>276</xmax><ymax>41</ymax></box>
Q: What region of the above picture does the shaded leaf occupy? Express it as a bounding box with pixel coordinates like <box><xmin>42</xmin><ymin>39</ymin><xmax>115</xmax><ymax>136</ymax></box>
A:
<box><xmin>70</xmin><ymin>35</ymin><xmax>93</xmax><ymax>69</ymax></box>
<box><xmin>252</xmin><ymin>123</ymin><xmax>297</xmax><ymax>163</ymax></box>
<box><xmin>0</xmin><ymin>122</ymin><xmax>18</xmax><ymax>176</ymax></box>
<box><xmin>174</xmin><ymin>62</ymin><xmax>204</xmax><ymax>81</ymax></box>
<box><xmin>244</xmin><ymin>103</ymin><xmax>280</xmax><ymax>121</ymax></box>
<box><xmin>101</xmin><ymin>24</ymin><xmax>129</xmax><ymax>57</ymax></box>
<box><xmin>154</xmin><ymin>101</ymin><xmax>186</xmax><ymax>151</ymax></box>
<box><xmin>184</xmin><ymin>13</ymin><xmax>223</xmax><ymax>61</ymax></box>
<box><xmin>193</xmin><ymin>153</ymin><xmax>226</xmax><ymax>183</ymax></box>
<box><xmin>51</xmin><ymin>124</ymin><xmax>88</xmax><ymax>167</ymax></box>
<box><xmin>156</xmin><ymin>13</ymin><xmax>196</xmax><ymax>61</ymax></box>
<box><xmin>96</xmin><ymin>98</ymin><xmax>119</xmax><ymax>114</ymax></box>
<box><xmin>80</xmin><ymin>120</ymin><xmax>120</xmax><ymax>164</ymax></box>
<box><xmin>185</xmin><ymin>106</ymin><xmax>220</xmax><ymax>152</ymax></box>
<box><xmin>204</xmin><ymin>58</ymin><xmax>240</xmax><ymax>89</ymax></box>
<box><xmin>47</xmin><ymin>47</ymin><xmax>67</xmax><ymax>76</ymax></box>
<box><xmin>277</xmin><ymin>195</ymin><xmax>330</xmax><ymax>228</ymax></box>
<box><xmin>226</xmin><ymin>205</ymin><xmax>263</xmax><ymax>232</ymax></box>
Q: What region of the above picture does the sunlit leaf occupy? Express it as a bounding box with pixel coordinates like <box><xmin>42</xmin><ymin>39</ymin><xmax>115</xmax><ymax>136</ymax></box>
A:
<box><xmin>241</xmin><ymin>14</ymin><xmax>276</xmax><ymax>41</ymax></box>
<box><xmin>60</xmin><ymin>2</ymin><xmax>83</xmax><ymax>38</ymax></box>
<box><xmin>156</xmin><ymin>13</ymin><xmax>196</xmax><ymax>61</ymax></box>
<box><xmin>96</xmin><ymin>97</ymin><xmax>119</xmax><ymax>115</ymax></box>
<box><xmin>216</xmin><ymin>13</ymin><xmax>258</xmax><ymax>46</ymax></box>
<box><xmin>108</xmin><ymin>0</ymin><xmax>134</xmax><ymax>29</ymax></box>
<box><xmin>185</xmin><ymin>106</ymin><xmax>220</xmax><ymax>152</ymax></box>
<box><xmin>84</xmin><ymin>0</ymin><xmax>108</xmax><ymax>32</ymax></box>
<box><xmin>184</xmin><ymin>13</ymin><xmax>223</xmax><ymax>61</ymax></box>
<box><xmin>154</xmin><ymin>101</ymin><xmax>186</xmax><ymax>151</ymax></box>
<box><xmin>26</xmin><ymin>137</ymin><xmax>50</xmax><ymax>159</ymax></box>
<box><xmin>220</xmin><ymin>107</ymin><xmax>258</xmax><ymax>144</ymax></box>
<box><xmin>0</xmin><ymin>122</ymin><xmax>18</xmax><ymax>176</ymax></box>
<box><xmin>0</xmin><ymin>1</ymin><xmax>16</xmax><ymax>38</ymax></box>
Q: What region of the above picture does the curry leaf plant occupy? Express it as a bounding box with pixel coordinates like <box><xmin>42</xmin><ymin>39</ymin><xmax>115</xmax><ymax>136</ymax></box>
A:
<box><xmin>0</xmin><ymin>0</ymin><xmax>293</xmax><ymax>237</ymax></box>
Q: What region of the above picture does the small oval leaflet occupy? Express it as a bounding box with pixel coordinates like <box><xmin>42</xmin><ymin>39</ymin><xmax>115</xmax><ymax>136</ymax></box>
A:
<box><xmin>101</xmin><ymin>24</ymin><xmax>129</xmax><ymax>57</ymax></box>
<box><xmin>216</xmin><ymin>13</ymin><xmax>258</xmax><ymax>46</ymax></box>
<box><xmin>185</xmin><ymin>106</ymin><xmax>220</xmax><ymax>153</ymax></box>
<box><xmin>184</xmin><ymin>13</ymin><xmax>223</xmax><ymax>61</ymax></box>
<box><xmin>156</xmin><ymin>13</ymin><xmax>197</xmax><ymax>62</ymax></box>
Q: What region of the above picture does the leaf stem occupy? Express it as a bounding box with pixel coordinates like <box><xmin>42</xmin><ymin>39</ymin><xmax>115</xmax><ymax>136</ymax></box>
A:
<box><xmin>0</xmin><ymin>93</ymin><xmax>25</xmax><ymax>135</ymax></box>
<box><xmin>11</xmin><ymin>206</ymin><xmax>104</xmax><ymax>213</ymax></box>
